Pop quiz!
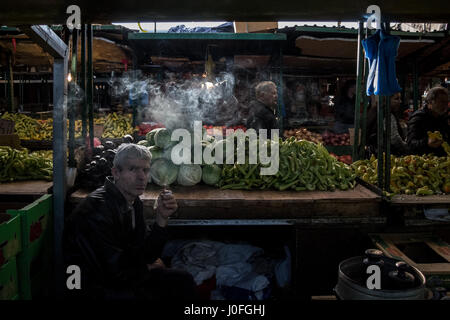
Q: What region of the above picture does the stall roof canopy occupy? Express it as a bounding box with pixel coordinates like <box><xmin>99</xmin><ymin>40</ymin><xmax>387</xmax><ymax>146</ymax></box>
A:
<box><xmin>1</xmin><ymin>24</ymin><xmax>447</xmax><ymax>77</ymax></box>
<box><xmin>1</xmin><ymin>0</ymin><xmax>450</xmax><ymax>24</ymax></box>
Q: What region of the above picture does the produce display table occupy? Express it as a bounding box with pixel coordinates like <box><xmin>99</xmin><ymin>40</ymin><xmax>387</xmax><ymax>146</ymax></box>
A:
<box><xmin>70</xmin><ymin>183</ymin><xmax>382</xmax><ymax>222</ymax></box>
<box><xmin>390</xmin><ymin>194</ymin><xmax>450</xmax><ymax>205</ymax></box>
<box><xmin>0</xmin><ymin>181</ymin><xmax>52</xmax><ymax>197</ymax></box>
<box><xmin>0</xmin><ymin>181</ymin><xmax>53</xmax><ymax>212</ymax></box>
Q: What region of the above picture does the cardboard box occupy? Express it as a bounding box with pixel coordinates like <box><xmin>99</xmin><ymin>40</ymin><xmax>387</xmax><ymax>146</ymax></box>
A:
<box><xmin>93</xmin><ymin>124</ymin><xmax>104</xmax><ymax>138</ymax></box>
<box><xmin>234</xmin><ymin>22</ymin><xmax>278</xmax><ymax>33</ymax></box>
<box><xmin>370</xmin><ymin>233</ymin><xmax>450</xmax><ymax>288</ymax></box>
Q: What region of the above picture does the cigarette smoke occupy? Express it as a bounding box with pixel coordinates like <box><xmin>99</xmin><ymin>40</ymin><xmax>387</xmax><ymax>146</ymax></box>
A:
<box><xmin>109</xmin><ymin>70</ymin><xmax>237</xmax><ymax>131</ymax></box>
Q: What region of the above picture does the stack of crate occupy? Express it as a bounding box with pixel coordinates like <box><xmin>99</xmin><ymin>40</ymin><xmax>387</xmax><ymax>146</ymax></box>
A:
<box><xmin>4</xmin><ymin>194</ymin><xmax>53</xmax><ymax>300</ymax></box>
<box><xmin>0</xmin><ymin>211</ymin><xmax>22</xmax><ymax>300</ymax></box>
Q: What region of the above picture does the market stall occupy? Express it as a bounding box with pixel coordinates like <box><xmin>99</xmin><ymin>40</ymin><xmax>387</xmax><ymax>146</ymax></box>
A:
<box><xmin>1</xmin><ymin>0</ymin><xmax>449</xmax><ymax>301</ymax></box>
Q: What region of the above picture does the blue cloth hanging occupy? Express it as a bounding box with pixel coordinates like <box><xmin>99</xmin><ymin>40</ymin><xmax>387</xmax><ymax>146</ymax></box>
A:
<box><xmin>362</xmin><ymin>29</ymin><xmax>402</xmax><ymax>96</ymax></box>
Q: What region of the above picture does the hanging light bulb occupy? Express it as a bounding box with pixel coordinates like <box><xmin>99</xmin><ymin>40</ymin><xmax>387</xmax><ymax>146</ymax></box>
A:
<box><xmin>67</xmin><ymin>72</ymin><xmax>73</xmax><ymax>82</ymax></box>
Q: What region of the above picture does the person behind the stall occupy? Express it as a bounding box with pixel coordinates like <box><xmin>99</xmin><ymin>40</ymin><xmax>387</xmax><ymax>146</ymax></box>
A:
<box><xmin>333</xmin><ymin>80</ymin><xmax>356</xmax><ymax>133</ymax></box>
<box><xmin>63</xmin><ymin>144</ymin><xmax>196</xmax><ymax>300</ymax></box>
<box><xmin>366</xmin><ymin>92</ymin><xmax>409</xmax><ymax>156</ymax></box>
<box><xmin>246</xmin><ymin>81</ymin><xmax>279</xmax><ymax>135</ymax></box>
<box><xmin>407</xmin><ymin>86</ymin><xmax>449</xmax><ymax>156</ymax></box>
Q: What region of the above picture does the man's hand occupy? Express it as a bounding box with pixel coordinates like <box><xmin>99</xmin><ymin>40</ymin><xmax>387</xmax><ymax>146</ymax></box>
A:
<box><xmin>155</xmin><ymin>189</ymin><xmax>178</xmax><ymax>227</ymax></box>
<box><xmin>147</xmin><ymin>258</ymin><xmax>166</xmax><ymax>271</ymax></box>
<box><xmin>428</xmin><ymin>137</ymin><xmax>443</xmax><ymax>148</ymax></box>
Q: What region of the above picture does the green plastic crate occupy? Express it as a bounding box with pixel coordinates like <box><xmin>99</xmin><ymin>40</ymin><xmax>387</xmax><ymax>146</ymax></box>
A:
<box><xmin>7</xmin><ymin>194</ymin><xmax>53</xmax><ymax>300</ymax></box>
<box><xmin>7</xmin><ymin>194</ymin><xmax>52</xmax><ymax>261</ymax></box>
<box><xmin>0</xmin><ymin>213</ymin><xmax>22</xmax><ymax>268</ymax></box>
<box><xmin>0</xmin><ymin>257</ymin><xmax>19</xmax><ymax>300</ymax></box>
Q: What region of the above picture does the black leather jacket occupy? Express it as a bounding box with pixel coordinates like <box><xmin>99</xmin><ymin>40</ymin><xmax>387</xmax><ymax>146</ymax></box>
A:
<box><xmin>407</xmin><ymin>107</ymin><xmax>449</xmax><ymax>156</ymax></box>
<box><xmin>246</xmin><ymin>100</ymin><xmax>278</xmax><ymax>132</ymax></box>
<box><xmin>63</xmin><ymin>177</ymin><xmax>168</xmax><ymax>299</ymax></box>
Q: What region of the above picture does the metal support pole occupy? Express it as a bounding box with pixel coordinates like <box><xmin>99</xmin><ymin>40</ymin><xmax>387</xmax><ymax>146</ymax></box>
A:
<box><xmin>68</xmin><ymin>30</ymin><xmax>78</xmax><ymax>167</ymax></box>
<box><xmin>53</xmin><ymin>57</ymin><xmax>68</xmax><ymax>298</ymax></box>
<box><xmin>413</xmin><ymin>58</ymin><xmax>419</xmax><ymax>111</ymax></box>
<box><xmin>131</xmin><ymin>70</ymin><xmax>137</xmax><ymax>129</ymax></box>
<box><xmin>87</xmin><ymin>24</ymin><xmax>94</xmax><ymax>150</ymax></box>
<box><xmin>7</xmin><ymin>54</ymin><xmax>15</xmax><ymax>112</ymax></box>
<box><xmin>377</xmin><ymin>96</ymin><xmax>384</xmax><ymax>189</ymax></box>
<box><xmin>353</xmin><ymin>21</ymin><xmax>364</xmax><ymax>162</ymax></box>
<box><xmin>384</xmin><ymin>97</ymin><xmax>391</xmax><ymax>192</ymax></box>
<box><xmin>278</xmin><ymin>44</ymin><xmax>285</xmax><ymax>135</ymax></box>
<box><xmin>384</xmin><ymin>21</ymin><xmax>392</xmax><ymax>192</ymax></box>
<box><xmin>81</xmin><ymin>24</ymin><xmax>87</xmax><ymax>142</ymax></box>
<box><xmin>359</xmin><ymin>58</ymin><xmax>369</xmax><ymax>160</ymax></box>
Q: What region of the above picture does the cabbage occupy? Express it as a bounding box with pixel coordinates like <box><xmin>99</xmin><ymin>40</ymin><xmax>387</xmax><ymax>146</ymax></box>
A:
<box><xmin>150</xmin><ymin>158</ymin><xmax>179</xmax><ymax>186</ymax></box>
<box><xmin>148</xmin><ymin>146</ymin><xmax>164</xmax><ymax>161</ymax></box>
<box><xmin>146</xmin><ymin>129</ymin><xmax>161</xmax><ymax>146</ymax></box>
<box><xmin>202</xmin><ymin>164</ymin><xmax>221</xmax><ymax>186</ymax></box>
<box><xmin>154</xmin><ymin>128</ymin><xmax>172</xmax><ymax>149</ymax></box>
<box><xmin>162</xmin><ymin>141</ymin><xmax>180</xmax><ymax>162</ymax></box>
<box><xmin>177</xmin><ymin>164</ymin><xmax>202</xmax><ymax>186</ymax></box>
<box><xmin>137</xmin><ymin>140</ymin><xmax>150</xmax><ymax>147</ymax></box>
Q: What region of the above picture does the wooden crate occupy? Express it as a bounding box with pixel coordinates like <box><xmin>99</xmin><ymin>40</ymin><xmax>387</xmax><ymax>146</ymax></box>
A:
<box><xmin>370</xmin><ymin>233</ymin><xmax>450</xmax><ymax>288</ymax></box>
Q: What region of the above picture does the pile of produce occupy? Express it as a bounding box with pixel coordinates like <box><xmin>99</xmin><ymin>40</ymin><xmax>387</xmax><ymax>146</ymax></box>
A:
<box><xmin>101</xmin><ymin>113</ymin><xmax>134</xmax><ymax>139</ymax></box>
<box><xmin>203</xmin><ymin>125</ymin><xmax>247</xmax><ymax>137</ymax></box>
<box><xmin>144</xmin><ymin>128</ymin><xmax>221</xmax><ymax>188</ymax></box>
<box><xmin>0</xmin><ymin>146</ymin><xmax>53</xmax><ymax>182</ymax></box>
<box><xmin>75</xmin><ymin>139</ymin><xmax>122</xmax><ymax>190</ymax></box>
<box><xmin>1</xmin><ymin>112</ymin><xmax>41</xmax><ymax>140</ymax></box>
<box><xmin>283</xmin><ymin>128</ymin><xmax>323</xmax><ymax>144</ymax></box>
<box><xmin>322</xmin><ymin>132</ymin><xmax>351</xmax><ymax>146</ymax></box>
<box><xmin>329</xmin><ymin>153</ymin><xmax>352</xmax><ymax>165</ymax></box>
<box><xmin>428</xmin><ymin>130</ymin><xmax>450</xmax><ymax>154</ymax></box>
<box><xmin>218</xmin><ymin>136</ymin><xmax>356</xmax><ymax>191</ymax></box>
<box><xmin>1</xmin><ymin>112</ymin><xmax>110</xmax><ymax>140</ymax></box>
<box><xmin>352</xmin><ymin>154</ymin><xmax>450</xmax><ymax>196</ymax></box>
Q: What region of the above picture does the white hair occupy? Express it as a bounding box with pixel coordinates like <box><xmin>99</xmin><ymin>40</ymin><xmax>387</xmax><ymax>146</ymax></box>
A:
<box><xmin>113</xmin><ymin>143</ymin><xmax>152</xmax><ymax>170</ymax></box>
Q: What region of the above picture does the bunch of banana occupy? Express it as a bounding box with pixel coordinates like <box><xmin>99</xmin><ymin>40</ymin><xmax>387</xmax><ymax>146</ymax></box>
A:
<box><xmin>94</xmin><ymin>116</ymin><xmax>106</xmax><ymax>125</ymax></box>
<box><xmin>0</xmin><ymin>146</ymin><xmax>53</xmax><ymax>182</ymax></box>
<box><xmin>101</xmin><ymin>113</ymin><xmax>134</xmax><ymax>138</ymax></box>
<box><xmin>1</xmin><ymin>112</ymin><xmax>41</xmax><ymax>140</ymax></box>
<box><xmin>30</xmin><ymin>150</ymin><xmax>53</xmax><ymax>162</ymax></box>
<box><xmin>37</xmin><ymin>119</ymin><xmax>53</xmax><ymax>140</ymax></box>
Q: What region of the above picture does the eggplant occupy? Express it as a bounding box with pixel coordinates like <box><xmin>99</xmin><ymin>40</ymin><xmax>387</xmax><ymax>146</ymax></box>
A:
<box><xmin>104</xmin><ymin>140</ymin><xmax>116</xmax><ymax>150</ymax></box>
<box><xmin>93</xmin><ymin>145</ymin><xmax>105</xmax><ymax>156</ymax></box>
<box><xmin>104</xmin><ymin>149</ymin><xmax>117</xmax><ymax>160</ymax></box>
<box><xmin>98</xmin><ymin>157</ymin><xmax>108</xmax><ymax>168</ymax></box>
<box><xmin>123</xmin><ymin>134</ymin><xmax>134</xmax><ymax>144</ymax></box>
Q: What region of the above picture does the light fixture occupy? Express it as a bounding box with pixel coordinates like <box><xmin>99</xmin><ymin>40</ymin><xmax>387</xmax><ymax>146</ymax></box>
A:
<box><xmin>67</xmin><ymin>72</ymin><xmax>72</xmax><ymax>82</ymax></box>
